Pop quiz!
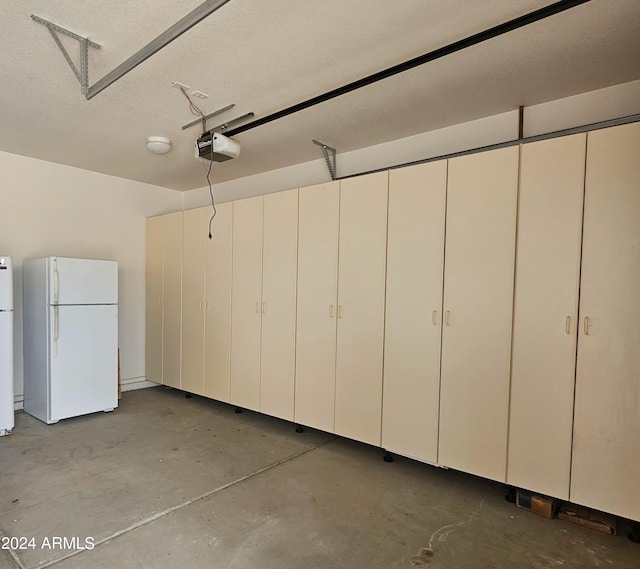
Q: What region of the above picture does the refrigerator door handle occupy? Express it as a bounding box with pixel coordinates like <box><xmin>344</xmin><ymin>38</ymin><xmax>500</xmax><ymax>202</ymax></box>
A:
<box><xmin>53</xmin><ymin>305</ymin><xmax>59</xmax><ymax>357</ymax></box>
<box><xmin>53</xmin><ymin>259</ymin><xmax>60</xmax><ymax>305</ymax></box>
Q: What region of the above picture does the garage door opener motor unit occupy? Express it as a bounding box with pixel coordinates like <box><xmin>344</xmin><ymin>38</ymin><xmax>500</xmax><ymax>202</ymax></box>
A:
<box><xmin>196</xmin><ymin>132</ymin><xmax>241</xmax><ymax>162</ymax></box>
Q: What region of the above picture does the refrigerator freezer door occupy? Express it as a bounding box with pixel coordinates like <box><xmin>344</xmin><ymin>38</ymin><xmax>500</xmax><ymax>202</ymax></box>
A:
<box><xmin>49</xmin><ymin>304</ymin><xmax>118</xmax><ymax>422</ymax></box>
<box><xmin>0</xmin><ymin>256</ymin><xmax>13</xmax><ymax>310</ymax></box>
<box><xmin>0</xmin><ymin>310</ymin><xmax>14</xmax><ymax>434</ymax></box>
<box><xmin>49</xmin><ymin>257</ymin><xmax>118</xmax><ymax>305</ymax></box>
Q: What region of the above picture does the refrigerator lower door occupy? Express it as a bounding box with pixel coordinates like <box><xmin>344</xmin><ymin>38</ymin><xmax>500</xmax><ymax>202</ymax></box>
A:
<box><xmin>0</xmin><ymin>310</ymin><xmax>14</xmax><ymax>435</ymax></box>
<box><xmin>49</xmin><ymin>304</ymin><xmax>118</xmax><ymax>423</ymax></box>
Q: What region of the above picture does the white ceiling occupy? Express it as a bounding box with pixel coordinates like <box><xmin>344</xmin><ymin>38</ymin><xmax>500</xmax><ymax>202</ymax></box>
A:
<box><xmin>1</xmin><ymin>0</ymin><xmax>639</xmax><ymax>191</ymax></box>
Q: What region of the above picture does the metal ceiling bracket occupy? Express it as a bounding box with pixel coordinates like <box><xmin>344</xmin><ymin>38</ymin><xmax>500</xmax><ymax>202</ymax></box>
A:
<box><xmin>181</xmin><ymin>104</ymin><xmax>236</xmax><ymax>131</ymax></box>
<box><xmin>31</xmin><ymin>15</ymin><xmax>101</xmax><ymax>96</ymax></box>
<box><xmin>313</xmin><ymin>140</ymin><xmax>337</xmax><ymax>180</ymax></box>
<box><xmin>207</xmin><ymin>112</ymin><xmax>255</xmax><ymax>134</ymax></box>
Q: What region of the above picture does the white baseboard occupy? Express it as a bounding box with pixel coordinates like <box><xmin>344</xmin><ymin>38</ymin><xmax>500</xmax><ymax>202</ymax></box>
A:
<box><xmin>121</xmin><ymin>376</ymin><xmax>159</xmax><ymax>392</ymax></box>
<box><xmin>12</xmin><ymin>377</ymin><xmax>159</xmax><ymax>411</ymax></box>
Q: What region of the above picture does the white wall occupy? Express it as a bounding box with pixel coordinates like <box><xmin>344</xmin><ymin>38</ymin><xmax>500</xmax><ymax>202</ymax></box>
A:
<box><xmin>524</xmin><ymin>79</ymin><xmax>640</xmax><ymax>137</ymax></box>
<box><xmin>0</xmin><ymin>151</ymin><xmax>182</xmax><ymax>407</ymax></box>
<box><xmin>183</xmin><ymin>79</ymin><xmax>640</xmax><ymax>209</ymax></box>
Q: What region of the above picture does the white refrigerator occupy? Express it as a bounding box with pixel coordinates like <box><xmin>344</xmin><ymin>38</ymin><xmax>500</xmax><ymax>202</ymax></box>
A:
<box><xmin>0</xmin><ymin>256</ymin><xmax>14</xmax><ymax>436</ymax></box>
<box><xmin>23</xmin><ymin>257</ymin><xmax>118</xmax><ymax>424</ymax></box>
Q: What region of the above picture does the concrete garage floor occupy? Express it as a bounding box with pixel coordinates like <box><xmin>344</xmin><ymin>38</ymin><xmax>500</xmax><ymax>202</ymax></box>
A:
<box><xmin>1</xmin><ymin>388</ymin><xmax>638</xmax><ymax>569</ymax></box>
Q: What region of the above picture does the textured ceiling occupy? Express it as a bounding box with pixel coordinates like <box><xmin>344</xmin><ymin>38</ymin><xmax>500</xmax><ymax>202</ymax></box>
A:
<box><xmin>1</xmin><ymin>0</ymin><xmax>640</xmax><ymax>191</ymax></box>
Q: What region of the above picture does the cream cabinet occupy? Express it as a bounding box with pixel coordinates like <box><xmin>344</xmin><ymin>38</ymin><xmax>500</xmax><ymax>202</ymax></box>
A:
<box><xmin>259</xmin><ymin>190</ymin><xmax>299</xmax><ymax>420</ymax></box>
<box><xmin>438</xmin><ymin>146</ymin><xmax>519</xmax><ymax>482</ymax></box>
<box><xmin>230</xmin><ymin>190</ymin><xmax>298</xmax><ymax>417</ymax></box>
<box><xmin>507</xmin><ymin>134</ymin><xmax>586</xmax><ymax>499</ymax></box>
<box><xmin>230</xmin><ymin>196</ymin><xmax>264</xmax><ymax>411</ymax></box>
<box><xmin>181</xmin><ymin>208</ymin><xmax>209</xmax><ymax>395</ymax></box>
<box><xmin>294</xmin><ymin>182</ymin><xmax>340</xmax><ymax>433</ymax></box>
<box><xmin>570</xmin><ymin>122</ymin><xmax>640</xmax><ymax>522</ymax></box>
<box><xmin>382</xmin><ymin>162</ymin><xmax>447</xmax><ymax>462</ymax></box>
<box><xmin>295</xmin><ymin>173</ymin><xmax>388</xmax><ymax>444</ymax></box>
<box><xmin>181</xmin><ymin>204</ymin><xmax>233</xmax><ymax>400</ymax></box>
<box><xmin>334</xmin><ymin>172</ymin><xmax>389</xmax><ymax>447</ymax></box>
<box><xmin>203</xmin><ymin>203</ymin><xmax>233</xmax><ymax>402</ymax></box>
<box><xmin>145</xmin><ymin>211</ymin><xmax>182</xmax><ymax>388</ymax></box>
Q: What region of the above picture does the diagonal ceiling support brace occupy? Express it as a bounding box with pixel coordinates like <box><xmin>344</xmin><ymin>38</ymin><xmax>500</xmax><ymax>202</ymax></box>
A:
<box><xmin>313</xmin><ymin>140</ymin><xmax>337</xmax><ymax>180</ymax></box>
<box><xmin>32</xmin><ymin>15</ymin><xmax>101</xmax><ymax>97</ymax></box>
<box><xmin>32</xmin><ymin>0</ymin><xmax>232</xmax><ymax>100</ymax></box>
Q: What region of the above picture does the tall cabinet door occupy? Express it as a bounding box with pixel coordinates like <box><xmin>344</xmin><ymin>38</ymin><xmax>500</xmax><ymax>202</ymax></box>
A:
<box><xmin>161</xmin><ymin>212</ymin><xmax>183</xmax><ymax>389</ymax></box>
<box><xmin>439</xmin><ymin>147</ymin><xmax>518</xmax><ymax>482</ymax></box>
<box><xmin>260</xmin><ymin>189</ymin><xmax>299</xmax><ymax>421</ymax></box>
<box><xmin>571</xmin><ymin>122</ymin><xmax>640</xmax><ymax>521</ymax></box>
<box><xmin>508</xmin><ymin>135</ymin><xmax>586</xmax><ymax>499</ymax></box>
<box><xmin>335</xmin><ymin>172</ymin><xmax>389</xmax><ymax>446</ymax></box>
<box><xmin>382</xmin><ymin>161</ymin><xmax>447</xmax><ymax>462</ymax></box>
<box><xmin>181</xmin><ymin>208</ymin><xmax>208</xmax><ymax>395</ymax></box>
<box><xmin>295</xmin><ymin>182</ymin><xmax>340</xmax><ymax>432</ymax></box>
<box><xmin>230</xmin><ymin>196</ymin><xmax>264</xmax><ymax>411</ymax></box>
<box><xmin>204</xmin><ymin>202</ymin><xmax>233</xmax><ymax>402</ymax></box>
<box><xmin>145</xmin><ymin>216</ymin><xmax>164</xmax><ymax>384</ymax></box>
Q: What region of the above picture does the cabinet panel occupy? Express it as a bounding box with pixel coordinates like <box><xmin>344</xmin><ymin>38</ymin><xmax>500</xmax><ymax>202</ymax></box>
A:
<box><xmin>204</xmin><ymin>202</ymin><xmax>233</xmax><ymax>402</ymax></box>
<box><xmin>181</xmin><ymin>208</ymin><xmax>208</xmax><ymax>395</ymax></box>
<box><xmin>439</xmin><ymin>146</ymin><xmax>518</xmax><ymax>482</ymax></box>
<box><xmin>161</xmin><ymin>212</ymin><xmax>183</xmax><ymax>389</ymax></box>
<box><xmin>335</xmin><ymin>172</ymin><xmax>389</xmax><ymax>446</ymax></box>
<box><xmin>260</xmin><ymin>189</ymin><xmax>299</xmax><ymax>420</ymax></box>
<box><xmin>382</xmin><ymin>161</ymin><xmax>447</xmax><ymax>462</ymax></box>
<box><xmin>145</xmin><ymin>216</ymin><xmax>164</xmax><ymax>384</ymax></box>
<box><xmin>508</xmin><ymin>135</ymin><xmax>586</xmax><ymax>499</ymax></box>
<box><xmin>294</xmin><ymin>182</ymin><xmax>340</xmax><ymax>432</ymax></box>
<box><xmin>230</xmin><ymin>196</ymin><xmax>264</xmax><ymax>411</ymax></box>
<box><xmin>571</xmin><ymin>122</ymin><xmax>640</xmax><ymax>521</ymax></box>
